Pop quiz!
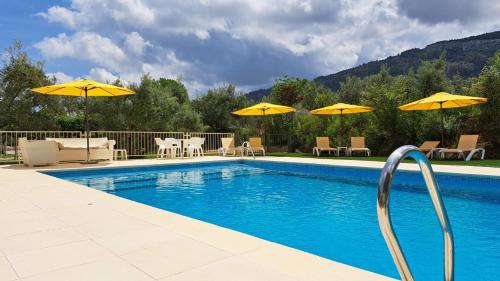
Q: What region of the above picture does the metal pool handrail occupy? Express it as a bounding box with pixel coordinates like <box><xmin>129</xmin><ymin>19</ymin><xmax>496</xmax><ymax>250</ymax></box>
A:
<box><xmin>377</xmin><ymin>145</ymin><xmax>454</xmax><ymax>281</ymax></box>
<box><xmin>240</xmin><ymin>141</ymin><xmax>255</xmax><ymax>159</ymax></box>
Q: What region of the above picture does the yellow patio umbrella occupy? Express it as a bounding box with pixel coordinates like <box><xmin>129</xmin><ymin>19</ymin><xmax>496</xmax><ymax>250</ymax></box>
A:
<box><xmin>232</xmin><ymin>102</ymin><xmax>296</xmax><ymax>116</ymax></box>
<box><xmin>310</xmin><ymin>103</ymin><xmax>374</xmax><ymax>146</ymax></box>
<box><xmin>399</xmin><ymin>92</ymin><xmax>487</xmax><ymax>145</ymax></box>
<box><xmin>32</xmin><ymin>79</ymin><xmax>135</xmax><ymax>164</ymax></box>
<box><xmin>232</xmin><ymin>102</ymin><xmax>296</xmax><ymax>144</ymax></box>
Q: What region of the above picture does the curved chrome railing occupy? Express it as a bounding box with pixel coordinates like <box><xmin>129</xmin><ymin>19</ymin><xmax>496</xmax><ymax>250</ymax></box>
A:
<box><xmin>240</xmin><ymin>141</ymin><xmax>255</xmax><ymax>159</ymax></box>
<box><xmin>377</xmin><ymin>145</ymin><xmax>454</xmax><ymax>281</ymax></box>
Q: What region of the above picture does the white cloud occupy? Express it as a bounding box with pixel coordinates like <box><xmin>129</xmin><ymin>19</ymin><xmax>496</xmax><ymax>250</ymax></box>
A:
<box><xmin>38</xmin><ymin>0</ymin><xmax>155</xmax><ymax>29</ymax></box>
<box><xmin>141</xmin><ymin>51</ymin><xmax>194</xmax><ymax>81</ymax></box>
<box><xmin>35</xmin><ymin>0</ymin><xmax>500</xmax><ymax>94</ymax></box>
<box><xmin>35</xmin><ymin>32</ymin><xmax>127</xmax><ymax>72</ymax></box>
<box><xmin>195</xmin><ymin>30</ymin><xmax>210</xmax><ymax>40</ymax></box>
<box><xmin>124</xmin><ymin>32</ymin><xmax>150</xmax><ymax>55</ymax></box>
<box><xmin>39</xmin><ymin>6</ymin><xmax>78</xmax><ymax>28</ymax></box>
<box><xmin>87</xmin><ymin>68</ymin><xmax>120</xmax><ymax>83</ymax></box>
<box><xmin>47</xmin><ymin>72</ymin><xmax>75</xmax><ymax>83</ymax></box>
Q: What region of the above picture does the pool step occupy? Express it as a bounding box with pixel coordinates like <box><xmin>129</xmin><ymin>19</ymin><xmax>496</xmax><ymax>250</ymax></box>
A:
<box><xmin>73</xmin><ymin>167</ymin><xmax>267</xmax><ymax>191</ymax></box>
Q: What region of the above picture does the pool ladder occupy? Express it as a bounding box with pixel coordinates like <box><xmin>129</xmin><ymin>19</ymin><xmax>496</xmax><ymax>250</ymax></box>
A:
<box><xmin>240</xmin><ymin>141</ymin><xmax>255</xmax><ymax>159</ymax></box>
<box><xmin>377</xmin><ymin>145</ymin><xmax>454</xmax><ymax>281</ymax></box>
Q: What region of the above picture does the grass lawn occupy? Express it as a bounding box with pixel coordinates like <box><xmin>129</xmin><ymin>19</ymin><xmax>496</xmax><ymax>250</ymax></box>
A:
<box><xmin>267</xmin><ymin>152</ymin><xmax>500</xmax><ymax>168</ymax></box>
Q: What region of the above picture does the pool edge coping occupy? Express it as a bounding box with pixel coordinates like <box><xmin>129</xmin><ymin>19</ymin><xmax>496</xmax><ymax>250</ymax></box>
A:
<box><xmin>0</xmin><ymin>156</ymin><xmax>398</xmax><ymax>281</ymax></box>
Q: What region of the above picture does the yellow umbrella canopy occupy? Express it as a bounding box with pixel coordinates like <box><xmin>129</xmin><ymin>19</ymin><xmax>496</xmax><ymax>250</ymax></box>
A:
<box><xmin>31</xmin><ymin>79</ymin><xmax>135</xmax><ymax>163</ymax></box>
<box><xmin>232</xmin><ymin>102</ymin><xmax>296</xmax><ymax>144</ymax></box>
<box><xmin>310</xmin><ymin>103</ymin><xmax>374</xmax><ymax>146</ymax></box>
<box><xmin>399</xmin><ymin>92</ymin><xmax>487</xmax><ymax>145</ymax></box>
<box><xmin>310</xmin><ymin>103</ymin><xmax>374</xmax><ymax>115</ymax></box>
<box><xmin>399</xmin><ymin>92</ymin><xmax>487</xmax><ymax>111</ymax></box>
<box><xmin>232</xmin><ymin>102</ymin><xmax>296</xmax><ymax>116</ymax></box>
<box><xmin>31</xmin><ymin>79</ymin><xmax>135</xmax><ymax>97</ymax></box>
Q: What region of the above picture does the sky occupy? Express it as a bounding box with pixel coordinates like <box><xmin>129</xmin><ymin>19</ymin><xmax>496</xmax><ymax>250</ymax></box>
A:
<box><xmin>1</xmin><ymin>0</ymin><xmax>499</xmax><ymax>96</ymax></box>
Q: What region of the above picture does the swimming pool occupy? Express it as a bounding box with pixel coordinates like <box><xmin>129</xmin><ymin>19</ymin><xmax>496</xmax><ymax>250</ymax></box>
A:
<box><xmin>44</xmin><ymin>160</ymin><xmax>500</xmax><ymax>280</ymax></box>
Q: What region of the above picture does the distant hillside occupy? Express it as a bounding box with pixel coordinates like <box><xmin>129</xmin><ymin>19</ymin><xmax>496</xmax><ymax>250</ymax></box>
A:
<box><xmin>247</xmin><ymin>30</ymin><xmax>500</xmax><ymax>101</ymax></box>
<box><xmin>246</xmin><ymin>88</ymin><xmax>271</xmax><ymax>101</ymax></box>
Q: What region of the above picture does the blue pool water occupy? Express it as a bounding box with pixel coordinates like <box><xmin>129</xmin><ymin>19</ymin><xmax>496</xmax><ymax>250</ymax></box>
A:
<box><xmin>44</xmin><ymin>161</ymin><xmax>500</xmax><ymax>280</ymax></box>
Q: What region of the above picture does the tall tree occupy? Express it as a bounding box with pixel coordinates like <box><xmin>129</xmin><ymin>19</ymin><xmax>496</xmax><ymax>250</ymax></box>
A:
<box><xmin>337</xmin><ymin>75</ymin><xmax>363</xmax><ymax>104</ymax></box>
<box><xmin>472</xmin><ymin>52</ymin><xmax>500</xmax><ymax>157</ymax></box>
<box><xmin>416</xmin><ymin>53</ymin><xmax>451</xmax><ymax>97</ymax></box>
<box><xmin>158</xmin><ymin>78</ymin><xmax>189</xmax><ymax>104</ymax></box>
<box><xmin>0</xmin><ymin>41</ymin><xmax>63</xmax><ymax>130</ymax></box>
<box><xmin>192</xmin><ymin>85</ymin><xmax>249</xmax><ymax>133</ymax></box>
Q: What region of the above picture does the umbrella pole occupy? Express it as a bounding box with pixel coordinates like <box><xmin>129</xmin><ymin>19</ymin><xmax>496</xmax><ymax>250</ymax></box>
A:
<box><xmin>262</xmin><ymin>110</ymin><xmax>266</xmax><ymax>146</ymax></box>
<box><xmin>81</xmin><ymin>88</ymin><xmax>97</xmax><ymax>164</ymax></box>
<box><xmin>85</xmin><ymin>88</ymin><xmax>90</xmax><ymax>163</ymax></box>
<box><xmin>340</xmin><ymin>110</ymin><xmax>343</xmax><ymax>147</ymax></box>
<box><xmin>440</xmin><ymin>102</ymin><xmax>444</xmax><ymax>146</ymax></box>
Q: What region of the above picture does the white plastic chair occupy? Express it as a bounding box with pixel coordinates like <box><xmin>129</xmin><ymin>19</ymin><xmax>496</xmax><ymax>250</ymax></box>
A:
<box><xmin>154</xmin><ymin>138</ymin><xmax>166</xmax><ymax>159</ymax></box>
<box><xmin>187</xmin><ymin>137</ymin><xmax>205</xmax><ymax>157</ymax></box>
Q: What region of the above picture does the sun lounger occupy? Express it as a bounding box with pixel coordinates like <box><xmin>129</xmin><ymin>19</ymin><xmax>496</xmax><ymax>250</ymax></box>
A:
<box><xmin>439</xmin><ymin>135</ymin><xmax>485</xmax><ymax>161</ymax></box>
<box><xmin>419</xmin><ymin>141</ymin><xmax>440</xmax><ymax>158</ymax></box>
<box><xmin>249</xmin><ymin>137</ymin><xmax>265</xmax><ymax>156</ymax></box>
<box><xmin>349</xmin><ymin>137</ymin><xmax>371</xmax><ymax>156</ymax></box>
<box><xmin>218</xmin><ymin>137</ymin><xmax>244</xmax><ymax>156</ymax></box>
<box><xmin>312</xmin><ymin>137</ymin><xmax>338</xmax><ymax>156</ymax></box>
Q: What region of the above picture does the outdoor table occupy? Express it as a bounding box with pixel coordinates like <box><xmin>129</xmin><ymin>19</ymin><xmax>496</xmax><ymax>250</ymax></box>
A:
<box><xmin>164</xmin><ymin>138</ymin><xmax>184</xmax><ymax>158</ymax></box>
<box><xmin>337</xmin><ymin>146</ymin><xmax>349</xmax><ymax>156</ymax></box>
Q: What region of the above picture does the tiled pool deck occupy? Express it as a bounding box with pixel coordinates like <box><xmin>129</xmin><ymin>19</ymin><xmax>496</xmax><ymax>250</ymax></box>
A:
<box><xmin>1</xmin><ymin>156</ymin><xmax>497</xmax><ymax>281</ymax></box>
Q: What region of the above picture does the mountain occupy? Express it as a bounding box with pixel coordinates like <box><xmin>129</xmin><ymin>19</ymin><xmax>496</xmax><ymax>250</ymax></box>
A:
<box><xmin>247</xmin><ymin>30</ymin><xmax>500</xmax><ymax>100</ymax></box>
<box><xmin>246</xmin><ymin>88</ymin><xmax>271</xmax><ymax>101</ymax></box>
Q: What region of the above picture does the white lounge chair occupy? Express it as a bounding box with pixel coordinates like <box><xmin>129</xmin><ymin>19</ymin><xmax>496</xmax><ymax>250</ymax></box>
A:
<box><xmin>218</xmin><ymin>137</ymin><xmax>243</xmax><ymax>156</ymax></box>
<box><xmin>439</xmin><ymin>135</ymin><xmax>485</xmax><ymax>161</ymax></box>
<box><xmin>418</xmin><ymin>141</ymin><xmax>440</xmax><ymax>159</ymax></box>
<box><xmin>349</xmin><ymin>137</ymin><xmax>371</xmax><ymax>156</ymax></box>
<box><xmin>249</xmin><ymin>137</ymin><xmax>265</xmax><ymax>156</ymax></box>
<box><xmin>312</xmin><ymin>137</ymin><xmax>338</xmax><ymax>156</ymax></box>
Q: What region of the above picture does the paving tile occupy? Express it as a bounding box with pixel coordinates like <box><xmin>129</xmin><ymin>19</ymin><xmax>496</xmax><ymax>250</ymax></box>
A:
<box><xmin>0</xmin><ymin>228</ymin><xmax>87</xmax><ymax>255</ymax></box>
<box><xmin>93</xmin><ymin>226</ymin><xmax>182</xmax><ymax>255</ymax></box>
<box><xmin>20</xmin><ymin>189</ymin><xmax>103</xmax><ymax>210</ymax></box>
<box><xmin>6</xmin><ymin>240</ymin><xmax>113</xmax><ymax>278</ymax></box>
<box><xmin>121</xmin><ymin>236</ymin><xmax>230</xmax><ymax>279</ymax></box>
<box><xmin>43</xmin><ymin>203</ymin><xmax>123</xmax><ymax>226</ymax></box>
<box><xmin>171</xmin><ymin>218</ymin><xmax>268</xmax><ymax>254</ymax></box>
<box><xmin>0</xmin><ymin>198</ymin><xmax>39</xmax><ymax>214</ymax></box>
<box><xmin>0</xmin><ymin>210</ymin><xmax>65</xmax><ymax>238</ymax></box>
<box><xmin>109</xmin><ymin>201</ymin><xmax>180</xmax><ymax>227</ymax></box>
<box><xmin>242</xmin><ymin>243</ymin><xmax>396</xmax><ymax>281</ymax></box>
<box><xmin>21</xmin><ymin>258</ymin><xmax>154</xmax><ymax>281</ymax></box>
<box><xmin>0</xmin><ymin>253</ymin><xmax>18</xmax><ymax>281</ymax></box>
<box><xmin>159</xmin><ymin>257</ymin><xmax>298</xmax><ymax>281</ymax></box>
<box><xmin>73</xmin><ymin>215</ymin><xmax>155</xmax><ymax>238</ymax></box>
